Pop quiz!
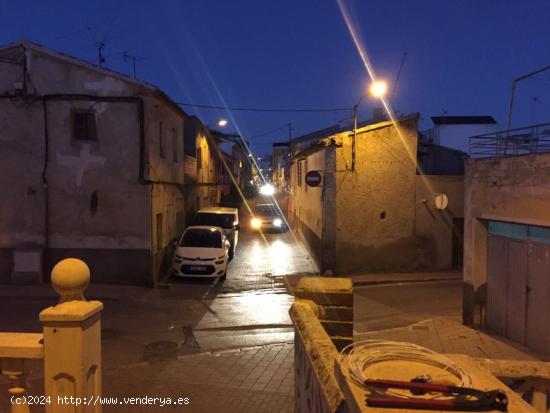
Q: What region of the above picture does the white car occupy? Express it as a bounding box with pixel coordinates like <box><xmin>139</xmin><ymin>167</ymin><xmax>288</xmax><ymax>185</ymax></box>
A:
<box><xmin>171</xmin><ymin>226</ymin><xmax>231</xmax><ymax>280</ymax></box>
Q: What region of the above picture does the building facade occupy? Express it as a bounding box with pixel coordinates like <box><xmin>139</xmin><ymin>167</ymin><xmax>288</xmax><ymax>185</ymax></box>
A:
<box><xmin>0</xmin><ymin>40</ymin><xmax>212</xmax><ymax>286</ymax></box>
<box><xmin>290</xmin><ymin>114</ymin><xmax>464</xmax><ymax>274</ymax></box>
<box><xmin>463</xmin><ymin>150</ymin><xmax>550</xmax><ymax>356</ymax></box>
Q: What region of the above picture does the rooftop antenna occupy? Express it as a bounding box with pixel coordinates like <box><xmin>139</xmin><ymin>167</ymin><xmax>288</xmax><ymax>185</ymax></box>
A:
<box><xmin>122</xmin><ymin>51</ymin><xmax>147</xmax><ymax>79</ymax></box>
<box><xmin>390</xmin><ymin>51</ymin><xmax>407</xmax><ymax>105</ymax></box>
<box><xmin>96</xmin><ymin>41</ymin><xmax>106</xmax><ymax>67</ymax></box>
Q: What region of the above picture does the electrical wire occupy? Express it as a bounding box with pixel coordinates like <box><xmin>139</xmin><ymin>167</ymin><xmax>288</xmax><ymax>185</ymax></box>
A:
<box><xmin>177</xmin><ymin>102</ymin><xmax>352</xmax><ymax>113</ymax></box>
<box><xmin>339</xmin><ymin>340</ymin><xmax>472</xmax><ymax>399</ymax></box>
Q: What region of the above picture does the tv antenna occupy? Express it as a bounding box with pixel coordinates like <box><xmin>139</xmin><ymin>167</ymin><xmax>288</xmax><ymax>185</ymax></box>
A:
<box><xmin>96</xmin><ymin>41</ymin><xmax>106</xmax><ymax>68</ymax></box>
<box><xmin>122</xmin><ymin>51</ymin><xmax>147</xmax><ymax>79</ymax></box>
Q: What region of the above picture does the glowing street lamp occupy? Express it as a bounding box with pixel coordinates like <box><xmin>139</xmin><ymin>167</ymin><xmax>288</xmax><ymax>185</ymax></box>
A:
<box><xmin>217</xmin><ymin>118</ymin><xmax>228</xmax><ymax>127</ymax></box>
<box><xmin>369</xmin><ymin>80</ymin><xmax>388</xmax><ymax>98</ymax></box>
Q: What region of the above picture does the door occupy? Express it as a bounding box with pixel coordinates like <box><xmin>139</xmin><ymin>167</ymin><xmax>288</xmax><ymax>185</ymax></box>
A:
<box><xmin>486</xmin><ymin>236</ymin><xmax>508</xmax><ymax>336</ymax></box>
<box><xmin>486</xmin><ymin>221</ymin><xmax>550</xmax><ymax>354</ymax></box>
<box><xmin>526</xmin><ymin>243</ymin><xmax>550</xmax><ymax>354</ymax></box>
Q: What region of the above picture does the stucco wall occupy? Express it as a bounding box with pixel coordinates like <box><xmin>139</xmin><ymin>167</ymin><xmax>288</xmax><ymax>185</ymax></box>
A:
<box><xmin>334</xmin><ymin>115</ymin><xmax>419</xmax><ymax>273</ymax></box>
<box><xmin>0</xmin><ymin>44</ymin><xmax>189</xmax><ymax>285</ymax></box>
<box><xmin>292</xmin><ymin>148</ymin><xmax>327</xmax><ymax>266</ymax></box>
<box><xmin>415</xmin><ymin>175</ymin><xmax>464</xmax><ymax>270</ymax></box>
<box><xmin>463</xmin><ymin>153</ymin><xmax>550</xmax><ymax>324</ymax></box>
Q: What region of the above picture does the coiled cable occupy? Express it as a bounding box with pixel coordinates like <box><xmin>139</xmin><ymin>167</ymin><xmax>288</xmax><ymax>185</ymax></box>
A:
<box><xmin>339</xmin><ymin>340</ymin><xmax>473</xmax><ymax>399</ymax></box>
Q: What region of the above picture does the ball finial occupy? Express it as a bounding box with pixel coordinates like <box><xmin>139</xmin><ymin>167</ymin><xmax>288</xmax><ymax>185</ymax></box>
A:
<box><xmin>51</xmin><ymin>258</ymin><xmax>90</xmax><ymax>303</ymax></box>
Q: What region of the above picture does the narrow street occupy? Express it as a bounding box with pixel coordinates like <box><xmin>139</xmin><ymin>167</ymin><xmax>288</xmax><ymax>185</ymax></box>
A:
<box><xmin>0</xmin><ymin>224</ymin><xmax>319</xmax><ymax>412</ymax></box>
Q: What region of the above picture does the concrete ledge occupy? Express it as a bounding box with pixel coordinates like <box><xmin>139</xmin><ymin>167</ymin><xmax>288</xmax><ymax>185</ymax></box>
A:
<box><xmin>295</xmin><ymin>291</ymin><xmax>353</xmax><ymax>307</ymax></box>
<box><xmin>297</xmin><ymin>277</ymin><xmax>353</xmax><ymax>293</ymax></box>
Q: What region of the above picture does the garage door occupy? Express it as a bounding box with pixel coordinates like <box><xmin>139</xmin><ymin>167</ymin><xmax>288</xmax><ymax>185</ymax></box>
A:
<box><xmin>486</xmin><ymin>221</ymin><xmax>550</xmax><ymax>355</ymax></box>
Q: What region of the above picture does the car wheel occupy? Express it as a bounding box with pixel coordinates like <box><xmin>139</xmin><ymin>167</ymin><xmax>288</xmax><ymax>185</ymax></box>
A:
<box><xmin>229</xmin><ymin>249</ymin><xmax>234</xmax><ymax>261</ymax></box>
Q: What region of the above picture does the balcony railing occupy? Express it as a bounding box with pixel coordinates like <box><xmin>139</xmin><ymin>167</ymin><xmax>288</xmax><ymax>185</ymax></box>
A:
<box><xmin>469</xmin><ymin>121</ymin><xmax>550</xmax><ymax>157</ymax></box>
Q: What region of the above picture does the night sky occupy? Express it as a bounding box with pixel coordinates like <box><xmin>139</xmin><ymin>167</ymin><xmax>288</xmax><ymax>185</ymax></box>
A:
<box><xmin>2</xmin><ymin>0</ymin><xmax>550</xmax><ymax>155</ymax></box>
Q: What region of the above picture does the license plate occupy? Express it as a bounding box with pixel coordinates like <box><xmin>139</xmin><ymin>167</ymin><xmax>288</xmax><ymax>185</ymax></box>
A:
<box><xmin>190</xmin><ymin>266</ymin><xmax>207</xmax><ymax>271</ymax></box>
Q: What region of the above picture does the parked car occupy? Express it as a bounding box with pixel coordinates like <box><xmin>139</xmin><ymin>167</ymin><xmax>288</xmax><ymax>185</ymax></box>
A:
<box><xmin>171</xmin><ymin>226</ymin><xmax>230</xmax><ymax>280</ymax></box>
<box><xmin>250</xmin><ymin>203</ymin><xmax>288</xmax><ymax>232</ymax></box>
<box><xmin>194</xmin><ymin>207</ymin><xmax>239</xmax><ymax>258</ymax></box>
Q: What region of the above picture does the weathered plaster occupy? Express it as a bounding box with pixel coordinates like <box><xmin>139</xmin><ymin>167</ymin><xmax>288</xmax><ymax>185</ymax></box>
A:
<box><xmin>463</xmin><ymin>153</ymin><xmax>550</xmax><ymax>324</ymax></box>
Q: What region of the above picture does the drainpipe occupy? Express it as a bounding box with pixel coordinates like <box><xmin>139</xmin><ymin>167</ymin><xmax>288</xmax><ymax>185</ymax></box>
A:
<box><xmin>42</xmin><ymin>99</ymin><xmax>50</xmax><ymax>279</ymax></box>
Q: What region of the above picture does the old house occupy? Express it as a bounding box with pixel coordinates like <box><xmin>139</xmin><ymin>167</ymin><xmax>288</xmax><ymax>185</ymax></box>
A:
<box><xmin>0</xmin><ymin>39</ymin><xmax>207</xmax><ymax>286</ymax></box>
<box><xmin>289</xmin><ymin>113</ymin><xmax>465</xmax><ymax>274</ymax></box>
<box><xmin>463</xmin><ymin>121</ymin><xmax>550</xmax><ymax>356</ymax></box>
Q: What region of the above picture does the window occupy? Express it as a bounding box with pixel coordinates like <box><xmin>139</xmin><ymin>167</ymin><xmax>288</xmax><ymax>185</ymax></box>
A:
<box><xmin>172</xmin><ymin>128</ymin><xmax>178</xmax><ymax>162</ymax></box>
<box><xmin>297</xmin><ymin>160</ymin><xmax>303</xmax><ymax>186</ymax></box>
<box><xmin>159</xmin><ymin>122</ymin><xmax>166</xmax><ymax>158</ymax></box>
<box><xmin>156</xmin><ymin>213</ymin><xmax>163</xmax><ymax>251</ymax></box>
<box><xmin>72</xmin><ymin>111</ymin><xmax>97</xmax><ymax>141</ymax></box>
<box><xmin>197</xmin><ymin>147</ymin><xmax>202</xmax><ymax>169</ymax></box>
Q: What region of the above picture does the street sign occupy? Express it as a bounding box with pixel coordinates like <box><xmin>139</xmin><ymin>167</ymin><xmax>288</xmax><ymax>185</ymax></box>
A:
<box><xmin>305</xmin><ymin>170</ymin><xmax>322</xmax><ymax>187</ymax></box>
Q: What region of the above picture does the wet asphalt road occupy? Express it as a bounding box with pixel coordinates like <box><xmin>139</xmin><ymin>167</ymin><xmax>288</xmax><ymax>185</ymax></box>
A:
<box><xmin>164</xmin><ymin>227</ymin><xmax>319</xmax><ymax>354</ymax></box>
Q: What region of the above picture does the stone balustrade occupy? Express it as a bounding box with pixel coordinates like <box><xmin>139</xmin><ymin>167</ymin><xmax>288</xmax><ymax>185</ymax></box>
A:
<box><xmin>289</xmin><ymin>276</ymin><xmax>353</xmax><ymax>413</ymax></box>
<box><xmin>0</xmin><ymin>258</ymin><xmax>103</xmax><ymax>413</ymax></box>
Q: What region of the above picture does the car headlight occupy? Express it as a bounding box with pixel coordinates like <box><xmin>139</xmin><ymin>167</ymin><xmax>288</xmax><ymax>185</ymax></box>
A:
<box><xmin>273</xmin><ymin>218</ymin><xmax>282</xmax><ymax>227</ymax></box>
<box><xmin>215</xmin><ymin>259</ymin><xmax>225</xmax><ymax>265</ymax></box>
<box><xmin>251</xmin><ymin>217</ymin><xmax>262</xmax><ymax>229</ymax></box>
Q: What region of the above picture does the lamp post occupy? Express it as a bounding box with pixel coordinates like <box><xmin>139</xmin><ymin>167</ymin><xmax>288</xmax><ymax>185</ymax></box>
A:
<box><xmin>351</xmin><ymin>80</ymin><xmax>387</xmax><ymax>171</ymax></box>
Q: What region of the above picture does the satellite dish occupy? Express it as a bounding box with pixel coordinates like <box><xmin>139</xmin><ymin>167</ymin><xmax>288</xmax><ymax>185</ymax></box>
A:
<box><xmin>434</xmin><ymin>193</ymin><xmax>448</xmax><ymax>210</ymax></box>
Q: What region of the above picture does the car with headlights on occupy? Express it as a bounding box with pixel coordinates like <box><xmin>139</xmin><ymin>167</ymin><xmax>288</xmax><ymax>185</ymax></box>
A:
<box><xmin>250</xmin><ymin>203</ymin><xmax>288</xmax><ymax>232</ymax></box>
<box><xmin>171</xmin><ymin>226</ymin><xmax>230</xmax><ymax>280</ymax></box>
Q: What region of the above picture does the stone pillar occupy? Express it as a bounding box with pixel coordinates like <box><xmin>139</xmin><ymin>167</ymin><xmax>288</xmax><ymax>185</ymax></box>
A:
<box><xmin>39</xmin><ymin>258</ymin><xmax>103</xmax><ymax>413</ymax></box>
<box><xmin>294</xmin><ymin>277</ymin><xmax>353</xmax><ymax>351</ymax></box>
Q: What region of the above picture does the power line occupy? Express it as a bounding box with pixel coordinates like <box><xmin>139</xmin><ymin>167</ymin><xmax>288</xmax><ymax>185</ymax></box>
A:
<box><xmin>177</xmin><ymin>102</ymin><xmax>352</xmax><ymax>113</ymax></box>
<box><xmin>248</xmin><ymin>123</ymin><xmax>291</xmax><ymax>140</ymax></box>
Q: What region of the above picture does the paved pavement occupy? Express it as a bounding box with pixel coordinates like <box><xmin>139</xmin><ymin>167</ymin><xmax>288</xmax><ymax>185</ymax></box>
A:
<box><xmin>354</xmin><ymin>280</ymin><xmax>541</xmax><ymax>361</ymax></box>
<box><xmin>103</xmin><ymin>343</ymin><xmax>294</xmax><ymax>412</ymax></box>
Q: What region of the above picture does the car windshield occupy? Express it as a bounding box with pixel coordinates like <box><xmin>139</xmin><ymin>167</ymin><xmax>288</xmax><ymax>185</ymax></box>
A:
<box><xmin>194</xmin><ymin>213</ymin><xmax>235</xmax><ymax>229</ymax></box>
<box><xmin>180</xmin><ymin>229</ymin><xmax>222</xmax><ymax>248</ymax></box>
<box><xmin>255</xmin><ymin>205</ymin><xmax>277</xmax><ymax>216</ymax></box>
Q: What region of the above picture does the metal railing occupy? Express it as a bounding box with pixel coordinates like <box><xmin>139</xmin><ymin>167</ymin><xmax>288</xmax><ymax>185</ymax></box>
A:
<box><xmin>469</xmin><ymin>121</ymin><xmax>550</xmax><ymax>157</ymax></box>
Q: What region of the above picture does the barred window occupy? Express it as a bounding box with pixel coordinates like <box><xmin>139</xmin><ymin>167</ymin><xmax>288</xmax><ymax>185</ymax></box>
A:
<box><xmin>72</xmin><ymin>111</ymin><xmax>97</xmax><ymax>141</ymax></box>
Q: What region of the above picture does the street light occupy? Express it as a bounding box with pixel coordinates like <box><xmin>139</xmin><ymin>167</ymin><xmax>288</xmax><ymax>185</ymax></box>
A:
<box><xmin>217</xmin><ymin>118</ymin><xmax>228</xmax><ymax>127</ymax></box>
<box><xmin>369</xmin><ymin>80</ymin><xmax>388</xmax><ymax>98</ymax></box>
<box><xmin>352</xmin><ymin>80</ymin><xmax>387</xmax><ymax>171</ymax></box>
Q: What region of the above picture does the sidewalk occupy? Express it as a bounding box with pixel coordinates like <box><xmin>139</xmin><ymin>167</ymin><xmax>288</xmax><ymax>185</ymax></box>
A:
<box><xmin>102</xmin><ymin>343</ymin><xmax>294</xmax><ymax>413</ymax></box>
<box><xmin>355</xmin><ymin>317</ymin><xmax>542</xmax><ymax>361</ymax></box>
